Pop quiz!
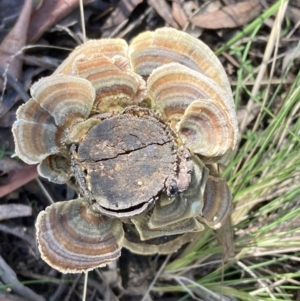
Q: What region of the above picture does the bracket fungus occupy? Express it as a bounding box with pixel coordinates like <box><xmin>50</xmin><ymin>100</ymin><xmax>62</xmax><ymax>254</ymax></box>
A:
<box><xmin>13</xmin><ymin>27</ymin><xmax>238</xmax><ymax>273</ymax></box>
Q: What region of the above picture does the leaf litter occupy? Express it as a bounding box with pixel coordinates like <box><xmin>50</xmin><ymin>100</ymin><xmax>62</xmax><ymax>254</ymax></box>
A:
<box><xmin>0</xmin><ymin>0</ymin><xmax>299</xmax><ymax>300</ymax></box>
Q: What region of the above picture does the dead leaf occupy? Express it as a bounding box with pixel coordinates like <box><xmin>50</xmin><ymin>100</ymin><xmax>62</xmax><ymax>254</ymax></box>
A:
<box><xmin>0</xmin><ymin>0</ymin><xmax>25</xmax><ymax>43</ymax></box>
<box><xmin>198</xmin><ymin>0</ymin><xmax>222</xmax><ymax>15</ymax></box>
<box><xmin>0</xmin><ymin>105</ymin><xmax>18</xmax><ymax>127</ymax></box>
<box><xmin>0</xmin><ymin>0</ymin><xmax>32</xmax><ymax>91</ymax></box>
<box><xmin>148</xmin><ymin>0</ymin><xmax>179</xmax><ymax>28</ymax></box>
<box><xmin>290</xmin><ymin>0</ymin><xmax>300</xmax><ymax>7</ymax></box>
<box><xmin>0</xmin><ymin>157</ymin><xmax>24</xmax><ymax>176</ymax></box>
<box><xmin>222</xmin><ymin>0</ymin><xmax>236</xmax><ymax>4</ymax></box>
<box><xmin>172</xmin><ymin>1</ymin><xmax>188</xmax><ymax>28</ymax></box>
<box><xmin>282</xmin><ymin>46</ymin><xmax>300</xmax><ymax>71</ymax></box>
<box><xmin>0</xmin><ymin>86</ymin><xmax>29</xmax><ymax>120</ymax></box>
<box><xmin>27</xmin><ymin>0</ymin><xmax>90</xmax><ymax>43</ymax></box>
<box><xmin>286</xmin><ymin>3</ymin><xmax>300</xmax><ymax>24</ymax></box>
<box><xmin>215</xmin><ymin>218</ymin><xmax>235</xmax><ymax>262</ymax></box>
<box><xmin>191</xmin><ymin>0</ymin><xmax>262</xmax><ymax>29</ymax></box>
<box><xmin>182</xmin><ymin>1</ymin><xmax>200</xmax><ymax>18</ymax></box>
<box><xmin>0</xmin><ymin>165</ymin><xmax>38</xmax><ymax>198</ymax></box>
<box><xmin>0</xmin><ymin>204</ymin><xmax>32</xmax><ymax>221</ymax></box>
<box><xmin>0</xmin><ymin>64</ymin><xmax>30</xmax><ymax>119</ymax></box>
<box><xmin>101</xmin><ymin>0</ymin><xmax>144</xmax><ymax>37</ymax></box>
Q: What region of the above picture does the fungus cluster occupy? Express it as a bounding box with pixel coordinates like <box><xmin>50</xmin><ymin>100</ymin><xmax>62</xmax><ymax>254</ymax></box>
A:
<box><xmin>13</xmin><ymin>27</ymin><xmax>238</xmax><ymax>273</ymax></box>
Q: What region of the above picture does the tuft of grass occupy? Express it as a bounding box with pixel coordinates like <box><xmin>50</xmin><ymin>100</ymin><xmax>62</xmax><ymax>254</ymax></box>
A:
<box><xmin>154</xmin><ymin>1</ymin><xmax>300</xmax><ymax>300</ymax></box>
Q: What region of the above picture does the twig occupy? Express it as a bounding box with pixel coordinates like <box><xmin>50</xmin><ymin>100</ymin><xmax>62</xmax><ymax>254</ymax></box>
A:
<box><xmin>63</xmin><ymin>274</ymin><xmax>81</xmax><ymax>301</ymax></box>
<box><xmin>140</xmin><ymin>254</ymin><xmax>172</xmax><ymax>301</ymax></box>
<box><xmin>0</xmin><ymin>204</ymin><xmax>32</xmax><ymax>221</ymax></box>
<box><xmin>170</xmin><ymin>274</ymin><xmax>229</xmax><ymax>301</ymax></box>
<box><xmin>79</xmin><ymin>0</ymin><xmax>86</xmax><ymax>43</ymax></box>
<box><xmin>94</xmin><ymin>268</ymin><xmax>119</xmax><ymax>301</ymax></box>
<box><xmin>237</xmin><ymin>260</ymin><xmax>276</xmax><ymax>300</ymax></box>
<box><xmin>0</xmin><ymin>256</ymin><xmax>45</xmax><ymax>301</ymax></box>
<box><xmin>36</xmin><ymin>178</ymin><xmax>54</xmax><ymax>204</ymax></box>
<box><xmin>82</xmin><ymin>272</ymin><xmax>88</xmax><ymax>301</ymax></box>
<box><xmin>0</xmin><ymin>66</ymin><xmax>30</xmax><ymax>102</ymax></box>
<box><xmin>49</xmin><ymin>274</ymin><xmax>68</xmax><ymax>301</ymax></box>
<box><xmin>172</xmin><ymin>276</ymin><xmax>202</xmax><ymax>301</ymax></box>
<box><xmin>167</xmin><ymin>259</ymin><xmax>223</xmax><ymax>274</ymax></box>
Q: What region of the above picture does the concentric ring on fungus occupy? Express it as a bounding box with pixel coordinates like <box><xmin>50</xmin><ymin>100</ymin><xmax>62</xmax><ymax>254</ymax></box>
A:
<box><xmin>13</xmin><ymin>27</ymin><xmax>238</xmax><ymax>273</ymax></box>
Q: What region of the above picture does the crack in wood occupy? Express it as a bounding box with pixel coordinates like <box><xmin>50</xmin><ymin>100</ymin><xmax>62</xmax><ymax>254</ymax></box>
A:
<box><xmin>71</xmin><ymin>107</ymin><xmax>192</xmax><ymax>218</ymax></box>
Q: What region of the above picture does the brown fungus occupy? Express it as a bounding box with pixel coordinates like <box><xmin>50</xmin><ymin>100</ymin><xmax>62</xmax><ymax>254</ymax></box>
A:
<box><xmin>36</xmin><ymin>198</ymin><xmax>124</xmax><ymax>273</ymax></box>
<box><xmin>13</xmin><ymin>27</ymin><xmax>238</xmax><ymax>273</ymax></box>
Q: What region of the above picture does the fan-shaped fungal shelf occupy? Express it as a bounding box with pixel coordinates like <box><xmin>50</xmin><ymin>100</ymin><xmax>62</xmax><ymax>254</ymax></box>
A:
<box><xmin>13</xmin><ymin>27</ymin><xmax>238</xmax><ymax>273</ymax></box>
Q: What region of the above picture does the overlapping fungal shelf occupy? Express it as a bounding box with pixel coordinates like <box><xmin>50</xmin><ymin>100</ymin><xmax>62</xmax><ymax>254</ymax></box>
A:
<box><xmin>13</xmin><ymin>27</ymin><xmax>238</xmax><ymax>273</ymax></box>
